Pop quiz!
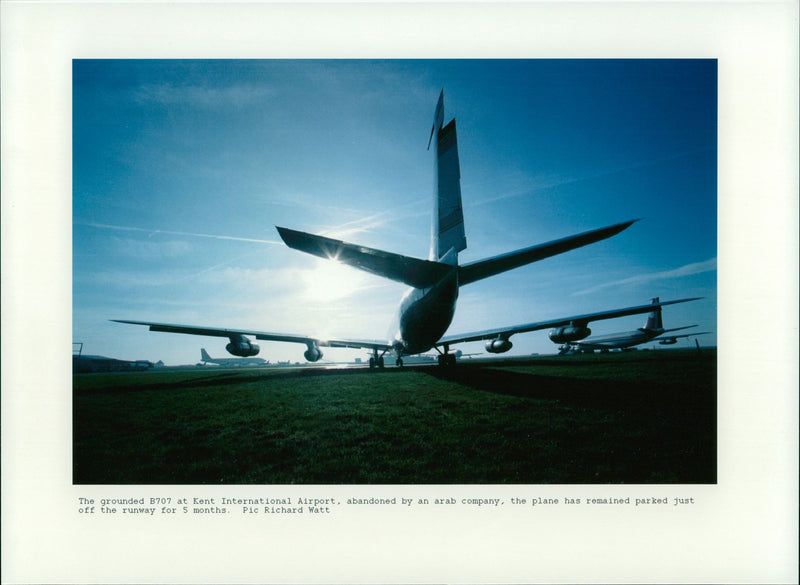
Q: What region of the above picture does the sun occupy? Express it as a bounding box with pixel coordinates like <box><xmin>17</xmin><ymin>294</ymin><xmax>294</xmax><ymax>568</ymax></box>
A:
<box><xmin>302</xmin><ymin>259</ymin><xmax>365</xmax><ymax>302</ymax></box>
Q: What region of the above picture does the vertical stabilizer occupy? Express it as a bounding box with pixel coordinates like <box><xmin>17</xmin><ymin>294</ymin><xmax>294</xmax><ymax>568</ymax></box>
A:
<box><xmin>201</xmin><ymin>348</ymin><xmax>212</xmax><ymax>362</ymax></box>
<box><xmin>429</xmin><ymin>90</ymin><xmax>466</xmax><ymax>262</ymax></box>
<box><xmin>643</xmin><ymin>297</ymin><xmax>664</xmax><ymax>330</ymax></box>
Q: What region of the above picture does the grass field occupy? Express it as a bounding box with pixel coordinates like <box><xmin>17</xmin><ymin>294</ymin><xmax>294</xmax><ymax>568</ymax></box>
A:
<box><xmin>73</xmin><ymin>349</ymin><xmax>716</xmax><ymax>484</ymax></box>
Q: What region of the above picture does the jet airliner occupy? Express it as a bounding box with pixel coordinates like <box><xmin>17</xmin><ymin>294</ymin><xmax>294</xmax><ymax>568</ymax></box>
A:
<box><xmin>114</xmin><ymin>91</ymin><xmax>699</xmax><ymax>367</ymax></box>
<box><xmin>555</xmin><ymin>297</ymin><xmax>710</xmax><ymax>354</ymax></box>
<box><xmin>199</xmin><ymin>348</ymin><xmax>268</xmax><ymax>367</ymax></box>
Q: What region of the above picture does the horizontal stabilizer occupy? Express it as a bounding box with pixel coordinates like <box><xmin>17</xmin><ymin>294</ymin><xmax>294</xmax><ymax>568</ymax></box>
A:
<box><xmin>458</xmin><ymin>219</ymin><xmax>639</xmax><ymax>286</ymax></box>
<box><xmin>657</xmin><ymin>325</ymin><xmax>698</xmax><ymax>334</ymax></box>
<box><xmin>277</xmin><ymin>226</ymin><xmax>452</xmax><ymax>289</ymax></box>
<box><xmin>661</xmin><ymin>331</ymin><xmax>711</xmax><ymax>339</ymax></box>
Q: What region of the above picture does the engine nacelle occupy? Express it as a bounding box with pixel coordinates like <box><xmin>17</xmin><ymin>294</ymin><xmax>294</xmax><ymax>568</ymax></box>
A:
<box><xmin>226</xmin><ymin>339</ymin><xmax>260</xmax><ymax>357</ymax></box>
<box><xmin>658</xmin><ymin>338</ymin><xmax>677</xmax><ymax>345</ymax></box>
<box><xmin>549</xmin><ymin>325</ymin><xmax>591</xmax><ymax>344</ymax></box>
<box><xmin>485</xmin><ymin>338</ymin><xmax>513</xmax><ymax>354</ymax></box>
<box><xmin>303</xmin><ymin>346</ymin><xmax>323</xmax><ymax>362</ymax></box>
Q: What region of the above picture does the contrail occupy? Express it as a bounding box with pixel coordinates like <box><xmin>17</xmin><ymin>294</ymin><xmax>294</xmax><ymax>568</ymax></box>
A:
<box><xmin>467</xmin><ymin>148</ymin><xmax>715</xmax><ymax>209</ymax></box>
<box><xmin>571</xmin><ymin>257</ymin><xmax>717</xmax><ymax>296</ymax></box>
<box><xmin>78</xmin><ymin>222</ymin><xmax>283</xmax><ymax>245</ymax></box>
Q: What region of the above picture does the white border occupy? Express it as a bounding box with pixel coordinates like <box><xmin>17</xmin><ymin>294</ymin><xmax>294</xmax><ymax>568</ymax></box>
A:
<box><xmin>2</xmin><ymin>2</ymin><xmax>798</xmax><ymax>583</ymax></box>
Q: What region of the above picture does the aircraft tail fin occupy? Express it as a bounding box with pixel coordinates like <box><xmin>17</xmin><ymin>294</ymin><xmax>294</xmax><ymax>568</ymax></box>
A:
<box><xmin>430</xmin><ymin>90</ymin><xmax>466</xmax><ymax>262</ymax></box>
<box><xmin>201</xmin><ymin>348</ymin><xmax>212</xmax><ymax>361</ymax></box>
<box><xmin>643</xmin><ymin>298</ymin><xmax>664</xmax><ymax>330</ymax></box>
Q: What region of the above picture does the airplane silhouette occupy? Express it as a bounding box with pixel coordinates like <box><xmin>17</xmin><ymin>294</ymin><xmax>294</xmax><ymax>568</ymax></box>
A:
<box><xmin>114</xmin><ymin>91</ymin><xmax>698</xmax><ymax>368</ymax></box>
<box><xmin>199</xmin><ymin>348</ymin><xmax>268</xmax><ymax>367</ymax></box>
<box><xmin>554</xmin><ymin>297</ymin><xmax>710</xmax><ymax>353</ymax></box>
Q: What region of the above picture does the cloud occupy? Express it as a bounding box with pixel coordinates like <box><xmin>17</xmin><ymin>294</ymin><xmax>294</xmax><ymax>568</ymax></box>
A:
<box><xmin>133</xmin><ymin>83</ymin><xmax>278</xmax><ymax>109</ymax></box>
<box><xmin>466</xmin><ymin>148</ymin><xmax>714</xmax><ymax>210</ymax></box>
<box><xmin>108</xmin><ymin>236</ymin><xmax>193</xmax><ymax>260</ymax></box>
<box><xmin>78</xmin><ymin>222</ymin><xmax>283</xmax><ymax>245</ymax></box>
<box><xmin>571</xmin><ymin>257</ymin><xmax>717</xmax><ymax>296</ymax></box>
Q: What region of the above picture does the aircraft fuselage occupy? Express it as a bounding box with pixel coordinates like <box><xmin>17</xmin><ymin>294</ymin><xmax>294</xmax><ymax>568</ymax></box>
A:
<box><xmin>393</xmin><ymin>268</ymin><xmax>459</xmax><ymax>356</ymax></box>
<box><xmin>576</xmin><ymin>329</ymin><xmax>661</xmax><ymax>350</ymax></box>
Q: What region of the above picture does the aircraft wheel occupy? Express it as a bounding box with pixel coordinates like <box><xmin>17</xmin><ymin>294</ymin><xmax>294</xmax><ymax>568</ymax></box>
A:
<box><xmin>378</xmin><ymin>357</ymin><xmax>385</xmax><ymax>368</ymax></box>
<box><xmin>369</xmin><ymin>357</ymin><xmax>376</xmax><ymax>368</ymax></box>
<box><xmin>396</xmin><ymin>357</ymin><xmax>403</xmax><ymax>367</ymax></box>
<box><xmin>437</xmin><ymin>354</ymin><xmax>456</xmax><ymax>367</ymax></box>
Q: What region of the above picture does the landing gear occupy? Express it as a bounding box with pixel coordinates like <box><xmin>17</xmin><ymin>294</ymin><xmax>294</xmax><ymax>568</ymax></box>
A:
<box><xmin>436</xmin><ymin>344</ymin><xmax>457</xmax><ymax>367</ymax></box>
<box><xmin>396</xmin><ymin>357</ymin><xmax>404</xmax><ymax>367</ymax></box>
<box><xmin>369</xmin><ymin>349</ymin><xmax>386</xmax><ymax>369</ymax></box>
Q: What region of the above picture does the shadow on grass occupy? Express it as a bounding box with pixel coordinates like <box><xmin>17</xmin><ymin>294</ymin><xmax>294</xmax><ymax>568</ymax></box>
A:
<box><xmin>74</xmin><ymin>364</ymin><xmax>423</xmax><ymax>396</ymax></box>
<box><xmin>423</xmin><ymin>355</ymin><xmax>717</xmax><ymax>484</ymax></box>
<box><xmin>73</xmin><ymin>351</ymin><xmax>717</xmax><ymax>484</ymax></box>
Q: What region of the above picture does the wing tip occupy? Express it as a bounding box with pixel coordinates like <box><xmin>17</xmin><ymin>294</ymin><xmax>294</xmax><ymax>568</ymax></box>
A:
<box><xmin>619</xmin><ymin>218</ymin><xmax>643</xmax><ymax>230</ymax></box>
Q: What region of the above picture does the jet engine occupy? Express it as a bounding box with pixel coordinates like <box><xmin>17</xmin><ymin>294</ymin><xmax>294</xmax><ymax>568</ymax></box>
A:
<box><xmin>226</xmin><ymin>336</ymin><xmax>260</xmax><ymax>357</ymax></box>
<box><xmin>658</xmin><ymin>338</ymin><xmax>678</xmax><ymax>345</ymax></box>
<box><xmin>303</xmin><ymin>344</ymin><xmax>323</xmax><ymax>362</ymax></box>
<box><xmin>485</xmin><ymin>338</ymin><xmax>513</xmax><ymax>353</ymax></box>
<box><xmin>548</xmin><ymin>325</ymin><xmax>591</xmax><ymax>344</ymax></box>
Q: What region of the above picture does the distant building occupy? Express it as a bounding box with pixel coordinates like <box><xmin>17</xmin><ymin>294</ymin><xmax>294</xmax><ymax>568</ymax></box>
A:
<box><xmin>73</xmin><ymin>343</ymin><xmax>154</xmax><ymax>373</ymax></box>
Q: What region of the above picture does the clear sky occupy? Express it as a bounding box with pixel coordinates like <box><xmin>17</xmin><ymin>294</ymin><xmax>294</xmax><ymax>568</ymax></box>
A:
<box><xmin>73</xmin><ymin>59</ymin><xmax>717</xmax><ymax>364</ymax></box>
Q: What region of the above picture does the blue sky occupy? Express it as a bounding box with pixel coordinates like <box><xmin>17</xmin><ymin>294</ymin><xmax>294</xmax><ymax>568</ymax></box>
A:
<box><xmin>73</xmin><ymin>59</ymin><xmax>717</xmax><ymax>364</ymax></box>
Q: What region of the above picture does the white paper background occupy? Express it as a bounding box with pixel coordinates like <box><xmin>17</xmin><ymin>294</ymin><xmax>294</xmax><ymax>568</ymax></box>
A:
<box><xmin>2</xmin><ymin>2</ymin><xmax>798</xmax><ymax>583</ymax></box>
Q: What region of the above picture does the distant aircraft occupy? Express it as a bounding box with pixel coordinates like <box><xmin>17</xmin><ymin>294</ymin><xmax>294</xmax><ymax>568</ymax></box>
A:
<box><xmin>73</xmin><ymin>354</ymin><xmax>153</xmax><ymax>373</ymax></box>
<box><xmin>114</xmin><ymin>91</ymin><xmax>700</xmax><ymax>368</ymax></box>
<box><xmin>554</xmin><ymin>297</ymin><xmax>709</xmax><ymax>353</ymax></box>
<box><xmin>656</xmin><ymin>332</ymin><xmax>711</xmax><ymax>346</ymax></box>
<box><xmin>198</xmin><ymin>348</ymin><xmax>268</xmax><ymax>367</ymax></box>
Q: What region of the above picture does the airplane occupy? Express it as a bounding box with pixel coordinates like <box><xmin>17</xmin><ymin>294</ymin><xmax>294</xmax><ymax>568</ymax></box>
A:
<box><xmin>198</xmin><ymin>348</ymin><xmax>268</xmax><ymax>367</ymax></box>
<box><xmin>554</xmin><ymin>297</ymin><xmax>709</xmax><ymax>354</ymax></box>
<box><xmin>370</xmin><ymin>348</ymin><xmax>479</xmax><ymax>365</ymax></box>
<box><xmin>656</xmin><ymin>332</ymin><xmax>711</xmax><ymax>346</ymax></box>
<box><xmin>113</xmin><ymin>90</ymin><xmax>700</xmax><ymax>368</ymax></box>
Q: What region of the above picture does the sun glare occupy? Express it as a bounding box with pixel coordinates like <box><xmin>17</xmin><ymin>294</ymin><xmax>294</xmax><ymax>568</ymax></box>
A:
<box><xmin>302</xmin><ymin>259</ymin><xmax>364</xmax><ymax>302</ymax></box>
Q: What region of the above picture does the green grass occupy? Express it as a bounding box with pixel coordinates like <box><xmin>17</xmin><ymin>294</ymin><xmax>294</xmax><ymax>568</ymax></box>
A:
<box><xmin>73</xmin><ymin>349</ymin><xmax>716</xmax><ymax>484</ymax></box>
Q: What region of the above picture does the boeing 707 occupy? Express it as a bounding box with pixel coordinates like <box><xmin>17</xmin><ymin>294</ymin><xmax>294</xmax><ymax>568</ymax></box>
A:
<box><xmin>555</xmin><ymin>297</ymin><xmax>710</xmax><ymax>353</ymax></box>
<box><xmin>114</xmin><ymin>91</ymin><xmax>699</xmax><ymax>367</ymax></box>
<box><xmin>199</xmin><ymin>348</ymin><xmax>269</xmax><ymax>367</ymax></box>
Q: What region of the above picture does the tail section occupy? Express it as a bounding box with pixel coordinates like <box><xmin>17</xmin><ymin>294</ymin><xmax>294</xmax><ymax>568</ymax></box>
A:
<box><xmin>278</xmin><ymin>91</ymin><xmax>638</xmax><ymax>291</ymax></box>
<box><xmin>430</xmin><ymin>90</ymin><xmax>466</xmax><ymax>262</ymax></box>
<box><xmin>643</xmin><ymin>297</ymin><xmax>664</xmax><ymax>331</ymax></box>
<box><xmin>201</xmin><ymin>348</ymin><xmax>212</xmax><ymax>362</ymax></box>
<box><xmin>276</xmin><ymin>226</ymin><xmax>452</xmax><ymax>289</ymax></box>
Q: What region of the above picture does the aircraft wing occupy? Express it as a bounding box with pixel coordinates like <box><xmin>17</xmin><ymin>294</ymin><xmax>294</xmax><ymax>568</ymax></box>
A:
<box><xmin>111</xmin><ymin>320</ymin><xmax>394</xmax><ymax>352</ymax></box>
<box><xmin>437</xmin><ymin>297</ymin><xmax>701</xmax><ymax>346</ymax></box>
<box><xmin>276</xmin><ymin>226</ymin><xmax>451</xmax><ymax>289</ymax></box>
<box><xmin>657</xmin><ymin>331</ymin><xmax>711</xmax><ymax>340</ymax></box>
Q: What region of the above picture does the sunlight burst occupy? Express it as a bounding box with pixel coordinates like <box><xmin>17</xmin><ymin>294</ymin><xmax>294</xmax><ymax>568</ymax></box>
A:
<box><xmin>302</xmin><ymin>259</ymin><xmax>365</xmax><ymax>302</ymax></box>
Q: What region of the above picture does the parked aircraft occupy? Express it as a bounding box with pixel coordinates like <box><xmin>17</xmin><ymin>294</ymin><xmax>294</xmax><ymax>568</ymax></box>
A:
<box><xmin>198</xmin><ymin>348</ymin><xmax>268</xmax><ymax>367</ymax></box>
<box><xmin>555</xmin><ymin>297</ymin><xmax>708</xmax><ymax>353</ymax></box>
<box><xmin>114</xmin><ymin>91</ymin><xmax>699</xmax><ymax>368</ymax></box>
<box><xmin>656</xmin><ymin>332</ymin><xmax>711</xmax><ymax>346</ymax></box>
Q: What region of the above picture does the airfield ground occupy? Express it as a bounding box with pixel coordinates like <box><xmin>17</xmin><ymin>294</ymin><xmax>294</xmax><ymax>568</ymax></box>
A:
<box><xmin>73</xmin><ymin>349</ymin><xmax>716</xmax><ymax>484</ymax></box>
